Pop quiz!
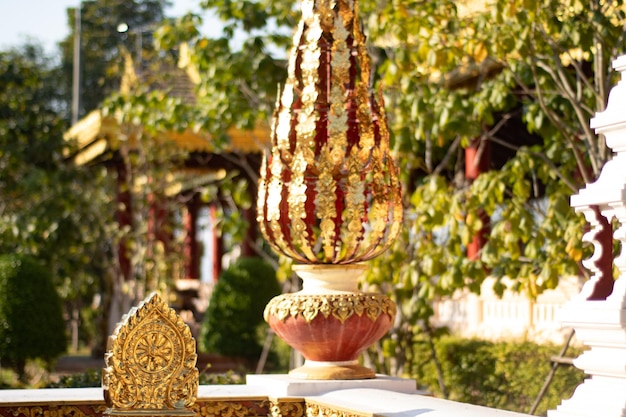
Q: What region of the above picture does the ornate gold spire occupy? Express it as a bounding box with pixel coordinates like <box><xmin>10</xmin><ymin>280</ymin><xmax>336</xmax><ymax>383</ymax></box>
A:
<box><xmin>257</xmin><ymin>0</ymin><xmax>402</xmax><ymax>264</ymax></box>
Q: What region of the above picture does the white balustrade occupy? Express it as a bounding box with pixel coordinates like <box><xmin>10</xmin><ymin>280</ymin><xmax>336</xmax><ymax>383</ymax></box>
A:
<box><xmin>433</xmin><ymin>277</ymin><xmax>577</xmax><ymax>344</ymax></box>
<box><xmin>550</xmin><ymin>54</ymin><xmax>626</xmax><ymax>417</ymax></box>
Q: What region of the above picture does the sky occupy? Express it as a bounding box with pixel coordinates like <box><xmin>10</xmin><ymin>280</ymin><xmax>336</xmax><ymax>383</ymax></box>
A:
<box><xmin>0</xmin><ymin>0</ymin><xmax>220</xmax><ymax>54</ymax></box>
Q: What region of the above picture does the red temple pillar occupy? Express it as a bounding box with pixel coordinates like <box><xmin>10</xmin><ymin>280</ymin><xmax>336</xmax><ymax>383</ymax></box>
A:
<box><xmin>114</xmin><ymin>160</ymin><xmax>132</xmax><ymax>281</ymax></box>
<box><xmin>147</xmin><ymin>188</ymin><xmax>171</xmax><ymax>257</ymax></box>
<box><xmin>183</xmin><ymin>195</ymin><xmax>201</xmax><ymax>280</ymax></box>
<box><xmin>465</xmin><ymin>139</ymin><xmax>491</xmax><ymax>261</ymax></box>
<box><xmin>241</xmin><ymin>189</ymin><xmax>258</xmax><ymax>257</ymax></box>
<box><xmin>210</xmin><ymin>204</ymin><xmax>223</xmax><ymax>282</ymax></box>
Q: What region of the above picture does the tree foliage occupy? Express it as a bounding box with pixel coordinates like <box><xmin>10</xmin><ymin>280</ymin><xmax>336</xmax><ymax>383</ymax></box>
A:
<box><xmin>155</xmin><ymin>1</ymin><xmax>295</xmax><ymax>140</ymax></box>
<box><xmin>60</xmin><ymin>0</ymin><xmax>170</xmax><ymax>118</ymax></box>
<box><xmin>363</xmin><ymin>1</ymin><xmax>625</xmax><ymax>376</ymax></box>
<box><xmin>199</xmin><ymin>257</ymin><xmax>281</xmax><ymax>362</ymax></box>
<box><xmin>0</xmin><ymin>44</ymin><xmax>115</xmax><ymax>352</ymax></box>
<box><xmin>152</xmin><ymin>0</ymin><xmax>626</xmax><ymax>376</ymax></box>
<box><xmin>364</xmin><ymin>0</ymin><xmax>621</xmax><ymax>291</ymax></box>
<box><xmin>412</xmin><ymin>335</ymin><xmax>583</xmax><ymax>414</ymax></box>
<box><xmin>98</xmin><ymin>86</ymin><xmax>194</xmax><ymax>335</ymax></box>
<box><xmin>0</xmin><ymin>254</ymin><xmax>67</xmax><ymax>379</ymax></box>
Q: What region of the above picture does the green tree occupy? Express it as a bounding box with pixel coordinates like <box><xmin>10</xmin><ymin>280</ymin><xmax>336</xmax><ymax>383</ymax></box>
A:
<box><xmin>155</xmin><ymin>0</ymin><xmax>626</xmax><ymax>376</ymax></box>
<box><xmin>0</xmin><ymin>254</ymin><xmax>67</xmax><ymax>380</ymax></box>
<box><xmin>155</xmin><ymin>0</ymin><xmax>294</xmax><ymax>143</ymax></box>
<box><xmin>363</xmin><ymin>0</ymin><xmax>624</xmax><ymax>375</ymax></box>
<box><xmin>150</xmin><ymin>1</ymin><xmax>298</xmax><ymax>265</ymax></box>
<box><xmin>199</xmin><ymin>257</ymin><xmax>281</xmax><ymax>363</ymax></box>
<box><xmin>60</xmin><ymin>0</ymin><xmax>170</xmax><ymax>119</ymax></box>
<box><xmin>0</xmin><ymin>43</ymin><xmax>115</xmax><ymax>354</ymax></box>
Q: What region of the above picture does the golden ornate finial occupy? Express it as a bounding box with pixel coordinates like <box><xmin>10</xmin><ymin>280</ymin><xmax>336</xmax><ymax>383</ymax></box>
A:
<box><xmin>258</xmin><ymin>0</ymin><xmax>400</xmax><ymax>380</ymax></box>
<box><xmin>103</xmin><ymin>293</ymin><xmax>198</xmax><ymax>416</ymax></box>
<box><xmin>257</xmin><ymin>0</ymin><xmax>402</xmax><ymax>265</ymax></box>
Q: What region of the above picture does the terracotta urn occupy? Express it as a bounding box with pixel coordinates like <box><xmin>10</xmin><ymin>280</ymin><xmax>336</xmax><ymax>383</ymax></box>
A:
<box><xmin>264</xmin><ymin>264</ymin><xmax>395</xmax><ymax>379</ymax></box>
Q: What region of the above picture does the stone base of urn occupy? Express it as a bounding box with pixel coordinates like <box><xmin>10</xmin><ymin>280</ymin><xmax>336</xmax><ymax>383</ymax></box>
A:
<box><xmin>287</xmin><ymin>360</ymin><xmax>377</xmax><ymax>380</ymax></box>
<box><xmin>263</xmin><ymin>264</ymin><xmax>396</xmax><ymax>380</ymax></box>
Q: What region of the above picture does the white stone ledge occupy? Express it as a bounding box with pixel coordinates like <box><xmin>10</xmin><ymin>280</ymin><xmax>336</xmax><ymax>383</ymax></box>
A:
<box><xmin>309</xmin><ymin>388</ymin><xmax>531</xmax><ymax>417</ymax></box>
<box><xmin>0</xmin><ymin>384</ymin><xmax>532</xmax><ymax>417</ymax></box>
<box><xmin>197</xmin><ymin>383</ymin><xmax>272</xmax><ymax>399</ymax></box>
<box><xmin>0</xmin><ymin>387</ymin><xmax>103</xmax><ymax>406</ymax></box>
<box><xmin>246</xmin><ymin>373</ymin><xmax>418</xmax><ymax>397</ymax></box>
<box><xmin>0</xmin><ymin>385</ymin><xmax>268</xmax><ymax>406</ymax></box>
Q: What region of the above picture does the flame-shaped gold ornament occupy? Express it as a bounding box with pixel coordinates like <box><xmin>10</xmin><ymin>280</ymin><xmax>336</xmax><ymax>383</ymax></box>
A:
<box><xmin>257</xmin><ymin>0</ymin><xmax>402</xmax><ymax>265</ymax></box>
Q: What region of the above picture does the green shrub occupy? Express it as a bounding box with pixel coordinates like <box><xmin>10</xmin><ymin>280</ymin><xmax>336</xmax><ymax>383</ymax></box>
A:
<box><xmin>46</xmin><ymin>368</ymin><xmax>101</xmax><ymax>388</ymax></box>
<box><xmin>0</xmin><ymin>254</ymin><xmax>67</xmax><ymax>378</ymax></box>
<box><xmin>199</xmin><ymin>370</ymin><xmax>245</xmax><ymax>385</ymax></box>
<box><xmin>412</xmin><ymin>335</ymin><xmax>584</xmax><ymax>415</ymax></box>
<box><xmin>199</xmin><ymin>257</ymin><xmax>281</xmax><ymax>365</ymax></box>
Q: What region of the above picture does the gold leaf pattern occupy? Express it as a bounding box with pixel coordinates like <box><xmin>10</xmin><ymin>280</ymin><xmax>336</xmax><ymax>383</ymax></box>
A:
<box><xmin>269</xmin><ymin>400</ymin><xmax>305</xmax><ymax>417</ymax></box>
<box><xmin>3</xmin><ymin>396</ymin><xmax>376</xmax><ymax>417</ymax></box>
<box><xmin>306</xmin><ymin>402</ymin><xmax>364</xmax><ymax>417</ymax></box>
<box><xmin>264</xmin><ymin>293</ymin><xmax>396</xmax><ymax>324</ymax></box>
<box><xmin>195</xmin><ymin>402</ymin><xmax>251</xmax><ymax>417</ymax></box>
<box><xmin>288</xmin><ymin>149</ymin><xmax>316</xmax><ymax>260</ymax></box>
<box><xmin>9</xmin><ymin>405</ymin><xmax>108</xmax><ymax>417</ymax></box>
<box><xmin>342</xmin><ymin>147</ymin><xmax>366</xmax><ymax>260</ymax></box>
<box><xmin>257</xmin><ymin>0</ymin><xmax>403</xmax><ymax>264</ymax></box>
<box><xmin>315</xmin><ymin>146</ymin><xmax>338</xmax><ymax>260</ymax></box>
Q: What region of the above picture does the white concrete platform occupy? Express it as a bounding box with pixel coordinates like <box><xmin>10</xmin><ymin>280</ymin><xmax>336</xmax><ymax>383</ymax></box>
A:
<box><xmin>310</xmin><ymin>388</ymin><xmax>530</xmax><ymax>417</ymax></box>
<box><xmin>0</xmin><ymin>387</ymin><xmax>103</xmax><ymax>405</ymax></box>
<box><xmin>245</xmin><ymin>373</ymin><xmax>418</xmax><ymax>397</ymax></box>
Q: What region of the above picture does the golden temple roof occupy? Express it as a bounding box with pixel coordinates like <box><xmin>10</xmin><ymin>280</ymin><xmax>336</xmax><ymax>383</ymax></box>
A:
<box><xmin>64</xmin><ymin>50</ymin><xmax>270</xmax><ymax>165</ymax></box>
<box><xmin>64</xmin><ymin>109</ymin><xmax>270</xmax><ymax>165</ymax></box>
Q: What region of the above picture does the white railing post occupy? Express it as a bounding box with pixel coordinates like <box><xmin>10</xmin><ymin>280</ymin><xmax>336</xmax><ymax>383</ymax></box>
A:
<box><xmin>549</xmin><ymin>55</ymin><xmax>626</xmax><ymax>417</ymax></box>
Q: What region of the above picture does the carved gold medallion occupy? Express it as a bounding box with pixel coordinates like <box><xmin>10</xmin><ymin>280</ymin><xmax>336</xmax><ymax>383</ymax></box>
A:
<box><xmin>103</xmin><ymin>293</ymin><xmax>198</xmax><ymax>416</ymax></box>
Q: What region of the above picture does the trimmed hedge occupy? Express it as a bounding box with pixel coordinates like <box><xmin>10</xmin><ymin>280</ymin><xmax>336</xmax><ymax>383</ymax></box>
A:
<box><xmin>199</xmin><ymin>257</ymin><xmax>281</xmax><ymax>364</ymax></box>
<box><xmin>46</xmin><ymin>368</ymin><xmax>101</xmax><ymax>388</ymax></box>
<box><xmin>412</xmin><ymin>335</ymin><xmax>585</xmax><ymax>415</ymax></box>
<box><xmin>0</xmin><ymin>254</ymin><xmax>66</xmax><ymax>377</ymax></box>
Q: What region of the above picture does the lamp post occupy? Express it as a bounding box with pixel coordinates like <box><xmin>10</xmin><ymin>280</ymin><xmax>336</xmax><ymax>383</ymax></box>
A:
<box><xmin>117</xmin><ymin>22</ymin><xmax>152</xmax><ymax>66</ymax></box>
<box><xmin>71</xmin><ymin>2</ymin><xmax>81</xmax><ymax>126</ymax></box>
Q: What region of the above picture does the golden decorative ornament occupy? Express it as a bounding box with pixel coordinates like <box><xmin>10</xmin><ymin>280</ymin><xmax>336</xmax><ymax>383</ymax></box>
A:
<box><xmin>9</xmin><ymin>406</ymin><xmax>108</xmax><ymax>417</ymax></box>
<box><xmin>269</xmin><ymin>400</ymin><xmax>306</xmax><ymax>417</ymax></box>
<box><xmin>194</xmin><ymin>401</ymin><xmax>255</xmax><ymax>417</ymax></box>
<box><xmin>306</xmin><ymin>402</ymin><xmax>365</xmax><ymax>417</ymax></box>
<box><xmin>257</xmin><ymin>0</ymin><xmax>403</xmax><ymax>265</ymax></box>
<box><xmin>264</xmin><ymin>293</ymin><xmax>396</xmax><ymax>325</ymax></box>
<box><xmin>103</xmin><ymin>293</ymin><xmax>198</xmax><ymax>416</ymax></box>
<box><xmin>259</xmin><ymin>0</ymin><xmax>401</xmax><ymax>380</ymax></box>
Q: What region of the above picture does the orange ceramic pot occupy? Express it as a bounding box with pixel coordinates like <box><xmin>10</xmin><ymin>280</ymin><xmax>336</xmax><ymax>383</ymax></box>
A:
<box><xmin>263</xmin><ymin>264</ymin><xmax>396</xmax><ymax>379</ymax></box>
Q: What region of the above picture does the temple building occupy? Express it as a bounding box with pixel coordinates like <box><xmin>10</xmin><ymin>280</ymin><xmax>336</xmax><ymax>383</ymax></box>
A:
<box><xmin>64</xmin><ymin>49</ymin><xmax>270</xmax><ymax>323</ymax></box>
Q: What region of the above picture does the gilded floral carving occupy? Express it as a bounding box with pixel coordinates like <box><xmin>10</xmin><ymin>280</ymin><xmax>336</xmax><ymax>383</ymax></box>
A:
<box><xmin>306</xmin><ymin>403</ymin><xmax>364</xmax><ymax>417</ymax></box>
<box><xmin>264</xmin><ymin>292</ymin><xmax>396</xmax><ymax>324</ymax></box>
<box><xmin>269</xmin><ymin>400</ymin><xmax>305</xmax><ymax>417</ymax></box>
<box><xmin>9</xmin><ymin>405</ymin><xmax>107</xmax><ymax>417</ymax></box>
<box><xmin>102</xmin><ymin>293</ymin><xmax>198</xmax><ymax>414</ymax></box>
<box><xmin>194</xmin><ymin>401</ymin><xmax>262</xmax><ymax>417</ymax></box>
